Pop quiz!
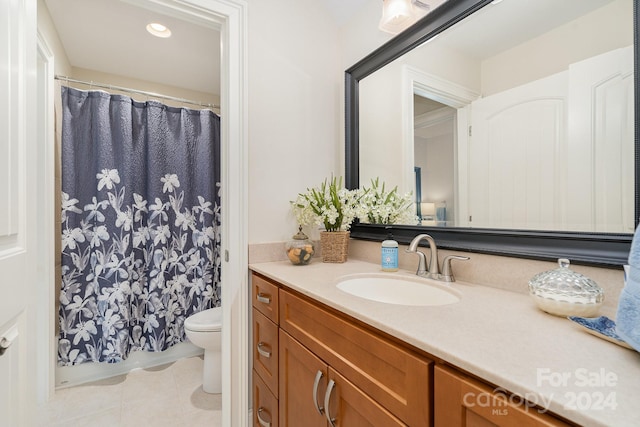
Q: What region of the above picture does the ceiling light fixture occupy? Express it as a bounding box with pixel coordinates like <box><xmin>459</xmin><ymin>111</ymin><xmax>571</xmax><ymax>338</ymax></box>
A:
<box><xmin>146</xmin><ymin>22</ymin><xmax>172</xmax><ymax>38</ymax></box>
<box><xmin>379</xmin><ymin>0</ymin><xmax>431</xmax><ymax>35</ymax></box>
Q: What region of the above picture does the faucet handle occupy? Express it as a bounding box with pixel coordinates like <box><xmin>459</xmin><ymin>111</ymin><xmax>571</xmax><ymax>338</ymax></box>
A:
<box><xmin>405</xmin><ymin>248</ymin><xmax>428</xmax><ymax>276</ymax></box>
<box><xmin>441</xmin><ymin>255</ymin><xmax>470</xmax><ymax>282</ymax></box>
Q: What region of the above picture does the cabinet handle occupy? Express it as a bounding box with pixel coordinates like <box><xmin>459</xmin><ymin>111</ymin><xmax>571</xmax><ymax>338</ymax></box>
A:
<box><xmin>257</xmin><ymin>342</ymin><xmax>271</xmax><ymax>358</ymax></box>
<box><xmin>256</xmin><ymin>293</ymin><xmax>271</xmax><ymax>304</ymax></box>
<box><xmin>257</xmin><ymin>407</ymin><xmax>271</xmax><ymax>427</ymax></box>
<box><xmin>312</xmin><ymin>370</ymin><xmax>325</xmax><ymax>415</ymax></box>
<box><xmin>324</xmin><ymin>379</ymin><xmax>337</xmax><ymax>427</ymax></box>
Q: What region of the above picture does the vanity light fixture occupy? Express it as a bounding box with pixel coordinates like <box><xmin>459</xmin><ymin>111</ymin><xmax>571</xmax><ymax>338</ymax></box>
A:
<box><xmin>146</xmin><ymin>22</ymin><xmax>172</xmax><ymax>38</ymax></box>
<box><xmin>379</xmin><ymin>0</ymin><xmax>431</xmax><ymax>35</ymax></box>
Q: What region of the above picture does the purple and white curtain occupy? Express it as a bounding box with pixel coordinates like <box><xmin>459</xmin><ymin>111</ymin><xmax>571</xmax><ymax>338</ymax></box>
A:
<box><xmin>59</xmin><ymin>86</ymin><xmax>221</xmax><ymax>365</ymax></box>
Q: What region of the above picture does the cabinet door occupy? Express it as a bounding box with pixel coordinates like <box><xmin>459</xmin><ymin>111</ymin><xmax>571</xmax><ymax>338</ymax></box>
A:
<box><xmin>254</xmin><ymin>370</ymin><xmax>279</xmax><ymax>427</ymax></box>
<box><xmin>325</xmin><ymin>368</ymin><xmax>406</xmax><ymax>427</ymax></box>
<box><xmin>280</xmin><ymin>289</ymin><xmax>431</xmax><ymax>426</ymax></box>
<box><xmin>253</xmin><ymin>308</ymin><xmax>279</xmax><ymax>396</ymax></box>
<box><xmin>279</xmin><ymin>330</ymin><xmax>327</xmax><ymax>427</ymax></box>
<box><xmin>435</xmin><ymin>365</ymin><xmax>571</xmax><ymax>427</ymax></box>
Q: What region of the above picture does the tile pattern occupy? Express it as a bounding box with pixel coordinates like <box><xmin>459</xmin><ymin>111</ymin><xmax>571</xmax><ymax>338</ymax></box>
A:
<box><xmin>37</xmin><ymin>356</ymin><xmax>221</xmax><ymax>427</ymax></box>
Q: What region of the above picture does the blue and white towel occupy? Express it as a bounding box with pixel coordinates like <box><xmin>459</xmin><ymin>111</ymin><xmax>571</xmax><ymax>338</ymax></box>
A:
<box><xmin>617</xmin><ymin>225</ymin><xmax>640</xmax><ymax>352</ymax></box>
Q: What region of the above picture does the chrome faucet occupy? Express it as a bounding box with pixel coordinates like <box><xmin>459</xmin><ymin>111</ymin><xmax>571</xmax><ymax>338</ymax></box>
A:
<box><xmin>406</xmin><ymin>234</ymin><xmax>440</xmax><ymax>279</ymax></box>
<box><xmin>406</xmin><ymin>234</ymin><xmax>469</xmax><ymax>282</ymax></box>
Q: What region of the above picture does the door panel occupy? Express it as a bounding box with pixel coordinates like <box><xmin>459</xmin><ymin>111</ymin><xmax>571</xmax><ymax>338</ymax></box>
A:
<box><xmin>278</xmin><ymin>330</ymin><xmax>327</xmax><ymax>427</ymax></box>
<box><xmin>0</xmin><ymin>319</ymin><xmax>26</xmax><ymax>427</ymax></box>
<box><xmin>468</xmin><ymin>46</ymin><xmax>633</xmax><ymax>233</ymax></box>
<box><xmin>1</xmin><ymin>0</ymin><xmax>38</xmax><ymax>424</ymax></box>
<box><xmin>326</xmin><ymin>368</ymin><xmax>406</xmax><ymax>427</ymax></box>
<box><xmin>567</xmin><ymin>46</ymin><xmax>634</xmax><ymax>233</ymax></box>
<box><xmin>469</xmin><ymin>72</ymin><xmax>567</xmax><ymax>230</ymax></box>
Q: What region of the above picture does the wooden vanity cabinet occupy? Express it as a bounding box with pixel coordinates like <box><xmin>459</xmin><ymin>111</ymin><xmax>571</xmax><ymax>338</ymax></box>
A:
<box><xmin>279</xmin><ymin>287</ymin><xmax>432</xmax><ymax>426</ymax></box>
<box><xmin>251</xmin><ymin>271</ymin><xmax>573</xmax><ymax>427</ymax></box>
<box><xmin>434</xmin><ymin>365</ymin><xmax>573</xmax><ymax>427</ymax></box>
<box><xmin>279</xmin><ymin>327</ymin><xmax>405</xmax><ymax>427</ymax></box>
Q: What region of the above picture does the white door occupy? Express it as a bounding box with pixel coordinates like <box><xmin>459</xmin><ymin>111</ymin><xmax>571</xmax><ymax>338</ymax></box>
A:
<box><xmin>468</xmin><ymin>72</ymin><xmax>568</xmax><ymax>230</ymax></box>
<box><xmin>565</xmin><ymin>46</ymin><xmax>635</xmax><ymax>233</ymax></box>
<box><xmin>467</xmin><ymin>47</ymin><xmax>634</xmax><ymax>233</ymax></box>
<box><xmin>0</xmin><ymin>0</ymin><xmax>39</xmax><ymax>425</ymax></box>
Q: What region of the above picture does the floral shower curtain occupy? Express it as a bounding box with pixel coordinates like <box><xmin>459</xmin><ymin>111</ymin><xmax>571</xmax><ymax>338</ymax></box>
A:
<box><xmin>59</xmin><ymin>86</ymin><xmax>221</xmax><ymax>366</ymax></box>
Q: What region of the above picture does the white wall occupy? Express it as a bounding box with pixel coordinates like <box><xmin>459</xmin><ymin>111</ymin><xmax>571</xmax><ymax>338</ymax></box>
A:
<box><xmin>359</xmin><ymin>63</ymin><xmax>405</xmax><ymax>189</ymax></box>
<box><xmin>247</xmin><ymin>0</ymin><xmax>343</xmax><ymax>243</ymax></box>
<box><xmin>339</xmin><ymin>1</ymin><xmax>393</xmax><ymax>70</ymax></box>
<box><xmin>67</xmin><ymin>67</ymin><xmax>219</xmax><ymax>108</ymax></box>
<box><xmin>37</xmin><ymin>0</ymin><xmax>70</xmax><ymax>76</ymax></box>
<box><xmin>482</xmin><ymin>0</ymin><xmax>632</xmax><ymax>95</ymax></box>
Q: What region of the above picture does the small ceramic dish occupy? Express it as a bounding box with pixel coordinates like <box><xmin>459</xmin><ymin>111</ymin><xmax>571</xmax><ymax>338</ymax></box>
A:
<box><xmin>568</xmin><ymin>316</ymin><xmax>633</xmax><ymax>350</ymax></box>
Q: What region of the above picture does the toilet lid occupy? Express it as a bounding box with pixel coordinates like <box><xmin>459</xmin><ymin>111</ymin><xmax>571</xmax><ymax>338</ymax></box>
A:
<box><xmin>184</xmin><ymin>307</ymin><xmax>223</xmax><ymax>332</ymax></box>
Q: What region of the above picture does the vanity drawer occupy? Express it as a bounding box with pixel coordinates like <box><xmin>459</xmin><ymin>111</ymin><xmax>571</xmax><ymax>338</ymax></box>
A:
<box><xmin>434</xmin><ymin>365</ymin><xmax>572</xmax><ymax>427</ymax></box>
<box><xmin>252</xmin><ymin>273</ymin><xmax>279</xmax><ymax>323</ymax></box>
<box><xmin>253</xmin><ymin>370</ymin><xmax>279</xmax><ymax>427</ymax></box>
<box><xmin>253</xmin><ymin>308</ymin><xmax>279</xmax><ymax>397</ymax></box>
<box><xmin>279</xmin><ymin>288</ymin><xmax>432</xmax><ymax>427</ymax></box>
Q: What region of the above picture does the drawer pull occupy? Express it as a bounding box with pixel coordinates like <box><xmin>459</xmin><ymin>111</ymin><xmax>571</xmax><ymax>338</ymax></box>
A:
<box><xmin>324</xmin><ymin>379</ymin><xmax>337</xmax><ymax>427</ymax></box>
<box><xmin>312</xmin><ymin>370</ymin><xmax>325</xmax><ymax>415</ymax></box>
<box><xmin>256</xmin><ymin>293</ymin><xmax>271</xmax><ymax>304</ymax></box>
<box><xmin>257</xmin><ymin>342</ymin><xmax>271</xmax><ymax>358</ymax></box>
<box><xmin>257</xmin><ymin>407</ymin><xmax>271</xmax><ymax>427</ymax></box>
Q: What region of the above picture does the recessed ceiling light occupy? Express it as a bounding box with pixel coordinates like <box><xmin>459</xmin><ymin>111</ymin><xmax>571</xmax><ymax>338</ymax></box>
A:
<box><xmin>146</xmin><ymin>22</ymin><xmax>172</xmax><ymax>38</ymax></box>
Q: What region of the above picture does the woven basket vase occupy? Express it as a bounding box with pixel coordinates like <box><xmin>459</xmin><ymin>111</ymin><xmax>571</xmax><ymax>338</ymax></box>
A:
<box><xmin>319</xmin><ymin>231</ymin><xmax>350</xmax><ymax>263</ymax></box>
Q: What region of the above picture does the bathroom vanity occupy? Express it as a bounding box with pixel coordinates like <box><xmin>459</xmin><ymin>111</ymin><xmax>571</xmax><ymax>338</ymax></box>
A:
<box><xmin>248</xmin><ymin>260</ymin><xmax>639</xmax><ymax>426</ymax></box>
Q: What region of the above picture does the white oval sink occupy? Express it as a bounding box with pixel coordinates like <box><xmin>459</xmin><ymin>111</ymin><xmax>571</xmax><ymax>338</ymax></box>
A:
<box><xmin>336</xmin><ymin>273</ymin><xmax>461</xmax><ymax>306</ymax></box>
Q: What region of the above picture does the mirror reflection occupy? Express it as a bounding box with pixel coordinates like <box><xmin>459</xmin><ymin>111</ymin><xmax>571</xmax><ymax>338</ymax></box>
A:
<box><xmin>359</xmin><ymin>0</ymin><xmax>633</xmax><ymax>233</ymax></box>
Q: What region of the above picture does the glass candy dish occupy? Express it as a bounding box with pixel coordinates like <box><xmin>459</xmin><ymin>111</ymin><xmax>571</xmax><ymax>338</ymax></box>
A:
<box><xmin>528</xmin><ymin>258</ymin><xmax>604</xmax><ymax>317</ymax></box>
<box><xmin>285</xmin><ymin>226</ymin><xmax>315</xmax><ymax>265</ymax></box>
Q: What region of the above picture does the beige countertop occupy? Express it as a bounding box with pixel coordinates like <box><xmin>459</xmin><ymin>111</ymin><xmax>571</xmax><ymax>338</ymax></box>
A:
<box><xmin>249</xmin><ymin>259</ymin><xmax>640</xmax><ymax>427</ymax></box>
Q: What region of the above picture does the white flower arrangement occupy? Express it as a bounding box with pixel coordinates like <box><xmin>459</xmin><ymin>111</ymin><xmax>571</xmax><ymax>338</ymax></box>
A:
<box><xmin>291</xmin><ymin>176</ymin><xmax>417</xmax><ymax>231</ymax></box>
<box><xmin>359</xmin><ymin>178</ymin><xmax>418</xmax><ymax>225</ymax></box>
<box><xmin>291</xmin><ymin>176</ymin><xmax>364</xmax><ymax>232</ymax></box>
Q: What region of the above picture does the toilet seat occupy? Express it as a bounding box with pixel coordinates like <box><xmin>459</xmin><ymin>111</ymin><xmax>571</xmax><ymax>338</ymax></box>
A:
<box><xmin>184</xmin><ymin>307</ymin><xmax>223</xmax><ymax>332</ymax></box>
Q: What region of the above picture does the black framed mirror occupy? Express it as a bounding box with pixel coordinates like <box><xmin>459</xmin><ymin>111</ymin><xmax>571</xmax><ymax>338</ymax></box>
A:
<box><xmin>345</xmin><ymin>0</ymin><xmax>638</xmax><ymax>267</ymax></box>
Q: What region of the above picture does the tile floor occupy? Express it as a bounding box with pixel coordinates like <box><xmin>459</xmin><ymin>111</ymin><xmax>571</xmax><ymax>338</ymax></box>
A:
<box><xmin>36</xmin><ymin>356</ymin><xmax>221</xmax><ymax>427</ymax></box>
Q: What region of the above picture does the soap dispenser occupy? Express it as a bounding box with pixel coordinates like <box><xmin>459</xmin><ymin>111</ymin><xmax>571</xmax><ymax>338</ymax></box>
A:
<box><xmin>381</xmin><ymin>228</ymin><xmax>398</xmax><ymax>272</ymax></box>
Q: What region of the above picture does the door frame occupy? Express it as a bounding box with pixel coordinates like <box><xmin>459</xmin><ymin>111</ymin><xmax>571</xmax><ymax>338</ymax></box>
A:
<box><xmin>36</xmin><ymin>0</ymin><xmax>249</xmax><ymax>424</ymax></box>
<box><xmin>401</xmin><ymin>65</ymin><xmax>479</xmax><ymax>226</ymax></box>
<box><xmin>35</xmin><ymin>30</ymin><xmax>56</xmax><ymax>405</ymax></box>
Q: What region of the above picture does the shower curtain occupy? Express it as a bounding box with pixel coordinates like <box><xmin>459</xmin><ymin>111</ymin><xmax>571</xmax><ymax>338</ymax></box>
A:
<box><xmin>58</xmin><ymin>86</ymin><xmax>221</xmax><ymax>366</ymax></box>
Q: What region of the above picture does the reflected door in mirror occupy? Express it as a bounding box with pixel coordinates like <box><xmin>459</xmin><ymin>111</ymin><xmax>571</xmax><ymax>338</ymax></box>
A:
<box><xmin>464</xmin><ymin>46</ymin><xmax>633</xmax><ymax>233</ymax></box>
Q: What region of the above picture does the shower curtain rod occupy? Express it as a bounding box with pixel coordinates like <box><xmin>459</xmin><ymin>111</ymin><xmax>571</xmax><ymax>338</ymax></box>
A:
<box><xmin>55</xmin><ymin>75</ymin><xmax>220</xmax><ymax>110</ymax></box>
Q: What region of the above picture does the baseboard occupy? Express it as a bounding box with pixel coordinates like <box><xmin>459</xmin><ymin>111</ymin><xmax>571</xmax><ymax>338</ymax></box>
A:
<box><xmin>55</xmin><ymin>339</ymin><xmax>203</xmax><ymax>389</ymax></box>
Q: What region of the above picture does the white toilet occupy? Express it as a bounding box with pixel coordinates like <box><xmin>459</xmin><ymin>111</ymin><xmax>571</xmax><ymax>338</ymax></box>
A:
<box><xmin>184</xmin><ymin>307</ymin><xmax>223</xmax><ymax>394</ymax></box>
